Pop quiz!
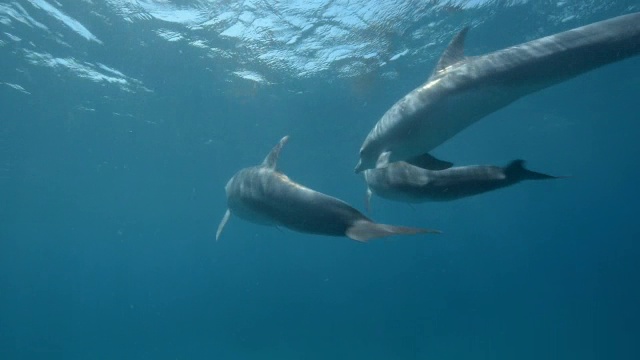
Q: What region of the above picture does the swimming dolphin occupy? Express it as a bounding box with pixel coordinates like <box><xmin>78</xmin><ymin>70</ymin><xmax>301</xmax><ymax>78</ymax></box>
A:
<box><xmin>354</xmin><ymin>12</ymin><xmax>640</xmax><ymax>173</ymax></box>
<box><xmin>364</xmin><ymin>157</ymin><xmax>560</xmax><ymax>210</ymax></box>
<box><xmin>216</xmin><ymin>136</ymin><xmax>439</xmax><ymax>242</ymax></box>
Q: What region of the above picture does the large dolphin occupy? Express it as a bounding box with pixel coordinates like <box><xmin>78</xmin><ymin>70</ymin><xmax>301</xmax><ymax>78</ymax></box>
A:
<box><xmin>363</xmin><ymin>155</ymin><xmax>559</xmax><ymax>210</ymax></box>
<box><xmin>354</xmin><ymin>12</ymin><xmax>640</xmax><ymax>173</ymax></box>
<box><xmin>216</xmin><ymin>136</ymin><xmax>439</xmax><ymax>242</ymax></box>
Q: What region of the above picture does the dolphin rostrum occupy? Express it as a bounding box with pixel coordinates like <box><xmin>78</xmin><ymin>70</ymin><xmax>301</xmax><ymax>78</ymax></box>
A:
<box><xmin>216</xmin><ymin>136</ymin><xmax>439</xmax><ymax>242</ymax></box>
<box><xmin>363</xmin><ymin>155</ymin><xmax>560</xmax><ymax>210</ymax></box>
<box><xmin>355</xmin><ymin>12</ymin><xmax>640</xmax><ymax>173</ymax></box>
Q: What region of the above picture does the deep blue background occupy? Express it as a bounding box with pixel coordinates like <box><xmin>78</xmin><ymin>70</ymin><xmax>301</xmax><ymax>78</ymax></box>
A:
<box><xmin>1</xmin><ymin>3</ymin><xmax>639</xmax><ymax>359</ymax></box>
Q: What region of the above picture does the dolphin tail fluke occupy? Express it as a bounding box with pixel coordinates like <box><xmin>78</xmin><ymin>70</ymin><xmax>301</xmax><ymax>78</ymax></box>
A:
<box><xmin>216</xmin><ymin>209</ymin><xmax>231</xmax><ymax>241</ymax></box>
<box><xmin>505</xmin><ymin>160</ymin><xmax>559</xmax><ymax>181</ymax></box>
<box><xmin>346</xmin><ymin>220</ymin><xmax>440</xmax><ymax>242</ymax></box>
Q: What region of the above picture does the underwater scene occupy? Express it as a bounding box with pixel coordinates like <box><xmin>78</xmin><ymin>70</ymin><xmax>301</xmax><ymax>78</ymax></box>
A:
<box><xmin>1</xmin><ymin>0</ymin><xmax>640</xmax><ymax>359</ymax></box>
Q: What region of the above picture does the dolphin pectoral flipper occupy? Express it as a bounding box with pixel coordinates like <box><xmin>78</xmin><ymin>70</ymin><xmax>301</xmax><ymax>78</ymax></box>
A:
<box><xmin>432</xmin><ymin>26</ymin><xmax>469</xmax><ymax>76</ymax></box>
<box><xmin>262</xmin><ymin>135</ymin><xmax>290</xmax><ymax>169</ymax></box>
<box><xmin>406</xmin><ymin>153</ymin><xmax>454</xmax><ymax>170</ymax></box>
<box><xmin>365</xmin><ymin>188</ymin><xmax>373</xmax><ymax>213</ymax></box>
<box><xmin>346</xmin><ymin>220</ymin><xmax>440</xmax><ymax>242</ymax></box>
<box><xmin>216</xmin><ymin>209</ymin><xmax>231</xmax><ymax>241</ymax></box>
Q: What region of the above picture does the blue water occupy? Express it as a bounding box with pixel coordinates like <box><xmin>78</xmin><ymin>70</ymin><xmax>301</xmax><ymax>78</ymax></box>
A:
<box><xmin>1</xmin><ymin>1</ymin><xmax>639</xmax><ymax>359</ymax></box>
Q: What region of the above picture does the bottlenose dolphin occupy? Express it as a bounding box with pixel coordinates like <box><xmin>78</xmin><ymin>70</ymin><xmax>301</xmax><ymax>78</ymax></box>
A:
<box><xmin>216</xmin><ymin>136</ymin><xmax>439</xmax><ymax>242</ymax></box>
<box><xmin>355</xmin><ymin>12</ymin><xmax>640</xmax><ymax>173</ymax></box>
<box><xmin>364</xmin><ymin>157</ymin><xmax>559</xmax><ymax>209</ymax></box>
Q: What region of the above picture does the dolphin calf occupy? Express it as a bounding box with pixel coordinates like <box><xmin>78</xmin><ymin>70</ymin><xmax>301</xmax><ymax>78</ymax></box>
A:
<box><xmin>355</xmin><ymin>12</ymin><xmax>640</xmax><ymax>173</ymax></box>
<box><xmin>216</xmin><ymin>136</ymin><xmax>439</xmax><ymax>242</ymax></box>
<box><xmin>364</xmin><ymin>157</ymin><xmax>559</xmax><ymax>210</ymax></box>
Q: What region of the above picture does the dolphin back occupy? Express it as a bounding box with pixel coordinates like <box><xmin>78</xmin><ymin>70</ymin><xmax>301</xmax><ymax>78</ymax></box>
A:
<box><xmin>482</xmin><ymin>12</ymin><xmax>640</xmax><ymax>90</ymax></box>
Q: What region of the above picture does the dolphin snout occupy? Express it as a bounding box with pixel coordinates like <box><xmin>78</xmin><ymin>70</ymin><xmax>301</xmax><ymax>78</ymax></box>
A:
<box><xmin>354</xmin><ymin>160</ymin><xmax>364</xmax><ymax>174</ymax></box>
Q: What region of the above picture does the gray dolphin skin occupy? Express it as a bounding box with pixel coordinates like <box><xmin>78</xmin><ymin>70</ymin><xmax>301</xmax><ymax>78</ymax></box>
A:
<box><xmin>355</xmin><ymin>12</ymin><xmax>640</xmax><ymax>173</ymax></box>
<box><xmin>216</xmin><ymin>136</ymin><xmax>440</xmax><ymax>242</ymax></box>
<box><xmin>364</xmin><ymin>159</ymin><xmax>559</xmax><ymax>210</ymax></box>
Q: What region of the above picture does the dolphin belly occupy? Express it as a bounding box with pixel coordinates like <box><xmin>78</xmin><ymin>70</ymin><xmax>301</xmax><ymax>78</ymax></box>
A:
<box><xmin>364</xmin><ymin>163</ymin><xmax>432</xmax><ymax>203</ymax></box>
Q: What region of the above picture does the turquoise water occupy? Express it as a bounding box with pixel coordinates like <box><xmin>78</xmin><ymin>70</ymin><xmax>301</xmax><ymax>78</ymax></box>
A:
<box><xmin>1</xmin><ymin>1</ymin><xmax>639</xmax><ymax>359</ymax></box>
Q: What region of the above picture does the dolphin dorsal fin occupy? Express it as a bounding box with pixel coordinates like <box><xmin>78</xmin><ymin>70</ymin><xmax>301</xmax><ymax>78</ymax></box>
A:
<box><xmin>431</xmin><ymin>26</ymin><xmax>469</xmax><ymax>77</ymax></box>
<box><xmin>261</xmin><ymin>135</ymin><xmax>290</xmax><ymax>170</ymax></box>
